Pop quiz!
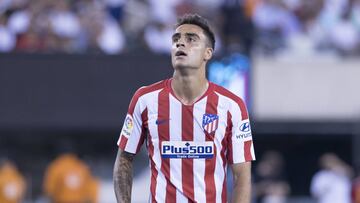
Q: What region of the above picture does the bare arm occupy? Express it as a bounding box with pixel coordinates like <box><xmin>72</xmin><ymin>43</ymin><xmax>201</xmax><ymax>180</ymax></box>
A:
<box><xmin>231</xmin><ymin>162</ymin><xmax>252</xmax><ymax>203</ymax></box>
<box><xmin>113</xmin><ymin>149</ymin><xmax>135</xmax><ymax>203</ymax></box>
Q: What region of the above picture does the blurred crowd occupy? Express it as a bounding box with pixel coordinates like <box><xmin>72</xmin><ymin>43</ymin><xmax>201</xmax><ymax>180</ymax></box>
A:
<box><xmin>2</xmin><ymin>150</ymin><xmax>360</xmax><ymax>202</ymax></box>
<box><xmin>1</xmin><ymin>0</ymin><xmax>360</xmax><ymax>56</ymax></box>
<box><xmin>254</xmin><ymin>151</ymin><xmax>360</xmax><ymax>203</ymax></box>
<box><xmin>0</xmin><ymin>154</ymin><xmax>99</xmax><ymax>203</ymax></box>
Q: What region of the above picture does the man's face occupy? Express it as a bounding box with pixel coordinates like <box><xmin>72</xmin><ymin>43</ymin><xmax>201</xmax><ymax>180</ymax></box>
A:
<box><xmin>171</xmin><ymin>24</ymin><xmax>213</xmax><ymax>70</ymax></box>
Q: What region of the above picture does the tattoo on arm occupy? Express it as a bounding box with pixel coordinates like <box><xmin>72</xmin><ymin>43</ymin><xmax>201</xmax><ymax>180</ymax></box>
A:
<box><xmin>114</xmin><ymin>150</ymin><xmax>135</xmax><ymax>203</ymax></box>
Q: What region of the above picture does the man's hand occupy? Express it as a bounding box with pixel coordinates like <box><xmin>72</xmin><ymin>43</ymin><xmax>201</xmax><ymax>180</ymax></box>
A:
<box><xmin>231</xmin><ymin>162</ymin><xmax>252</xmax><ymax>203</ymax></box>
<box><xmin>113</xmin><ymin>149</ymin><xmax>135</xmax><ymax>203</ymax></box>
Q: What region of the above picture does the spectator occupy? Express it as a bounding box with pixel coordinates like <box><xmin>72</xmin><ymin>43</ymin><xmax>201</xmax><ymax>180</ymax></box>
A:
<box><xmin>310</xmin><ymin>153</ymin><xmax>353</xmax><ymax>203</ymax></box>
<box><xmin>0</xmin><ymin>159</ymin><xmax>26</xmax><ymax>203</ymax></box>
<box><xmin>96</xmin><ymin>15</ymin><xmax>125</xmax><ymax>54</ymax></box>
<box><xmin>7</xmin><ymin>4</ymin><xmax>30</xmax><ymax>35</ymax></box>
<box><xmin>252</xmin><ymin>0</ymin><xmax>300</xmax><ymax>54</ymax></box>
<box><xmin>221</xmin><ymin>0</ymin><xmax>255</xmax><ymax>56</ymax></box>
<box><xmin>77</xmin><ymin>2</ymin><xmax>125</xmax><ymax>54</ymax></box>
<box><xmin>104</xmin><ymin>0</ymin><xmax>126</xmax><ymax>22</ymax></box>
<box><xmin>149</xmin><ymin>0</ymin><xmax>179</xmax><ymax>25</ymax></box>
<box><xmin>144</xmin><ymin>19</ymin><xmax>173</xmax><ymax>54</ymax></box>
<box><xmin>254</xmin><ymin>151</ymin><xmax>291</xmax><ymax>203</ymax></box>
<box><xmin>353</xmin><ymin>0</ymin><xmax>360</xmax><ymax>31</ymax></box>
<box><xmin>329</xmin><ymin>11</ymin><xmax>360</xmax><ymax>55</ymax></box>
<box><xmin>48</xmin><ymin>1</ymin><xmax>81</xmax><ymax>52</ymax></box>
<box><xmin>0</xmin><ymin>15</ymin><xmax>16</xmax><ymax>52</ymax></box>
<box><xmin>306</xmin><ymin>0</ymin><xmax>349</xmax><ymax>51</ymax></box>
<box><xmin>43</xmin><ymin>153</ymin><xmax>99</xmax><ymax>203</ymax></box>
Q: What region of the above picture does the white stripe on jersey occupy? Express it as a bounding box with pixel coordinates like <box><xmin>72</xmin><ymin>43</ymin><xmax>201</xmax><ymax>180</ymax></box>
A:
<box><xmin>156</xmin><ymin>170</ymin><xmax>167</xmax><ymax>202</ymax></box>
<box><xmin>176</xmin><ymin>188</ymin><xmax>188</xmax><ymax>202</ymax></box>
<box><xmin>124</xmin><ymin>98</ymin><xmax>146</xmax><ymax>153</ymax></box>
<box><xmin>169</xmin><ymin>94</ymin><xmax>183</xmax><ymax>192</ymax></box>
<box><xmin>251</xmin><ymin>142</ymin><xmax>256</xmax><ymax>159</ymax></box>
<box><xmin>193</xmin><ymin>97</ymin><xmax>207</xmax><ymax>203</ymax></box>
<box><xmin>143</xmin><ymin>90</ymin><xmax>166</xmax><ymax>202</ymax></box>
<box><xmin>229</xmin><ymin>98</ymin><xmax>246</xmax><ymax>164</ymax></box>
<box><xmin>214</xmin><ymin>94</ymin><xmax>229</xmax><ymax>203</ymax></box>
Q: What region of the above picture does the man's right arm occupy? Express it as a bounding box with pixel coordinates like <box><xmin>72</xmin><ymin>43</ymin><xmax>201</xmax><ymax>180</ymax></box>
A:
<box><xmin>113</xmin><ymin>149</ymin><xmax>135</xmax><ymax>203</ymax></box>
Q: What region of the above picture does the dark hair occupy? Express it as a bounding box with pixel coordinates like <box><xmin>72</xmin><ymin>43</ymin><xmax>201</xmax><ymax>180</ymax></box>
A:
<box><xmin>176</xmin><ymin>14</ymin><xmax>215</xmax><ymax>50</ymax></box>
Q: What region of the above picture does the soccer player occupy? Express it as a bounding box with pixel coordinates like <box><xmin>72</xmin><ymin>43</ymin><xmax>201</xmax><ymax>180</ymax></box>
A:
<box><xmin>113</xmin><ymin>13</ymin><xmax>255</xmax><ymax>203</ymax></box>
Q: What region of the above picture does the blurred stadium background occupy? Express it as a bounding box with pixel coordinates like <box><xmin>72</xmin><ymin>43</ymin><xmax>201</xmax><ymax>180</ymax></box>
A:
<box><xmin>1</xmin><ymin>0</ymin><xmax>360</xmax><ymax>202</ymax></box>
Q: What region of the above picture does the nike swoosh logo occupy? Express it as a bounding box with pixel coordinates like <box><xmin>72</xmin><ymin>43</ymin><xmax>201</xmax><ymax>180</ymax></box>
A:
<box><xmin>156</xmin><ymin>119</ymin><xmax>170</xmax><ymax>125</ymax></box>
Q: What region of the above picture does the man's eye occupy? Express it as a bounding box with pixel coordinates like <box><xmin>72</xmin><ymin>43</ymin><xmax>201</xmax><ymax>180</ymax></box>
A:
<box><xmin>187</xmin><ymin>37</ymin><xmax>195</xmax><ymax>42</ymax></box>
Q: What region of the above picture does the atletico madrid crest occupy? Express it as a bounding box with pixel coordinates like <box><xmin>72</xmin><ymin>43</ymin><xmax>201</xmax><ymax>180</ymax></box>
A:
<box><xmin>202</xmin><ymin>114</ymin><xmax>219</xmax><ymax>134</ymax></box>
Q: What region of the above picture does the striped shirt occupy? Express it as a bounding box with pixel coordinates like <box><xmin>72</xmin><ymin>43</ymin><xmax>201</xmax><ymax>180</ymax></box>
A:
<box><xmin>117</xmin><ymin>78</ymin><xmax>255</xmax><ymax>203</ymax></box>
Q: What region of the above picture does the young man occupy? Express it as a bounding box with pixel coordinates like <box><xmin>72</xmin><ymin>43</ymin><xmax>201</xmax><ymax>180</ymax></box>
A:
<box><xmin>114</xmin><ymin>14</ymin><xmax>255</xmax><ymax>203</ymax></box>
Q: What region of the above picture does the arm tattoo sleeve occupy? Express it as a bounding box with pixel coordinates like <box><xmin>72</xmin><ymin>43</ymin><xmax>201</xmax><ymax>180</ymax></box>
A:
<box><xmin>114</xmin><ymin>150</ymin><xmax>135</xmax><ymax>203</ymax></box>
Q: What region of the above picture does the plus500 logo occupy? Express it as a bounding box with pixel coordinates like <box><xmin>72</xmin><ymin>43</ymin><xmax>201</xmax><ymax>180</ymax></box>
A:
<box><xmin>161</xmin><ymin>141</ymin><xmax>213</xmax><ymax>159</ymax></box>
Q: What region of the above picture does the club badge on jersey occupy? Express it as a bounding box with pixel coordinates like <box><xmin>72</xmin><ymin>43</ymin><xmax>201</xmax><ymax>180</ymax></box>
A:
<box><xmin>161</xmin><ymin>141</ymin><xmax>214</xmax><ymax>159</ymax></box>
<box><xmin>202</xmin><ymin>113</ymin><xmax>219</xmax><ymax>134</ymax></box>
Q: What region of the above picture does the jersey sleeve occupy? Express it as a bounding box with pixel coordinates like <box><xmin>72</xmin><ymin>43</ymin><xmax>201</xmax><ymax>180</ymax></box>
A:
<box><xmin>117</xmin><ymin>89</ymin><xmax>147</xmax><ymax>154</ymax></box>
<box><xmin>227</xmin><ymin>99</ymin><xmax>255</xmax><ymax>164</ymax></box>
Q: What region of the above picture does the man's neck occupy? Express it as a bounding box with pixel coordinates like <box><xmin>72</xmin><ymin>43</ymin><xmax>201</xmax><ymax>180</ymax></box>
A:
<box><xmin>171</xmin><ymin>69</ymin><xmax>208</xmax><ymax>105</ymax></box>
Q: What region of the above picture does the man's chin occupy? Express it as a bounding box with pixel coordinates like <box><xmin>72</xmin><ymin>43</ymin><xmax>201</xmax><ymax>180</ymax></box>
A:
<box><xmin>173</xmin><ymin>62</ymin><xmax>188</xmax><ymax>69</ymax></box>
<box><xmin>172</xmin><ymin>61</ymin><xmax>198</xmax><ymax>70</ymax></box>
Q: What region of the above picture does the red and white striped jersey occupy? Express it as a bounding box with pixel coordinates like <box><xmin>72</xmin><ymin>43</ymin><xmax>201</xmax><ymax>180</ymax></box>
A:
<box><xmin>117</xmin><ymin>78</ymin><xmax>255</xmax><ymax>203</ymax></box>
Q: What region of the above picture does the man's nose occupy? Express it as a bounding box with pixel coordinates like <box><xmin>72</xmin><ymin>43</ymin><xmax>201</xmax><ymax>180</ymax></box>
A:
<box><xmin>176</xmin><ymin>38</ymin><xmax>185</xmax><ymax>48</ymax></box>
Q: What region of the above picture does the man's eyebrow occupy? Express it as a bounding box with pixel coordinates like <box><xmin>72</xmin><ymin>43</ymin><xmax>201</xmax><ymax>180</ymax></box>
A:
<box><xmin>172</xmin><ymin>32</ymin><xmax>200</xmax><ymax>40</ymax></box>
<box><xmin>172</xmin><ymin>33</ymin><xmax>181</xmax><ymax>40</ymax></box>
<box><xmin>185</xmin><ymin>33</ymin><xmax>200</xmax><ymax>38</ymax></box>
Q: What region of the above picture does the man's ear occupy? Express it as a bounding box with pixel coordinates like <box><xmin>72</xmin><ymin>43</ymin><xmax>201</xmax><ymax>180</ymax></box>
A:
<box><xmin>204</xmin><ymin>47</ymin><xmax>213</xmax><ymax>61</ymax></box>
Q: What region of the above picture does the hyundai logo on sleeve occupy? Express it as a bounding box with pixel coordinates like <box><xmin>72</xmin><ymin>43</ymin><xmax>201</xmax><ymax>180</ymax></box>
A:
<box><xmin>236</xmin><ymin>120</ymin><xmax>252</xmax><ymax>140</ymax></box>
<box><xmin>240</xmin><ymin>122</ymin><xmax>250</xmax><ymax>132</ymax></box>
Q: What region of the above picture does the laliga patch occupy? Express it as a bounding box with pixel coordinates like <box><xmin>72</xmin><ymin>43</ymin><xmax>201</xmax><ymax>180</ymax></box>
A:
<box><xmin>121</xmin><ymin>114</ymin><xmax>133</xmax><ymax>137</ymax></box>
<box><xmin>236</xmin><ymin>119</ymin><xmax>252</xmax><ymax>140</ymax></box>
<box><xmin>161</xmin><ymin>141</ymin><xmax>214</xmax><ymax>159</ymax></box>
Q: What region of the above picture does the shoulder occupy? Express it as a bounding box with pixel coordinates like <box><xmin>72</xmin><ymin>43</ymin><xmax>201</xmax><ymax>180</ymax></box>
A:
<box><xmin>127</xmin><ymin>80</ymin><xmax>167</xmax><ymax>114</ymax></box>
<box><xmin>212</xmin><ymin>83</ymin><xmax>247</xmax><ymax>109</ymax></box>
<box><xmin>133</xmin><ymin>79</ymin><xmax>167</xmax><ymax>100</ymax></box>
<box><xmin>212</xmin><ymin>83</ymin><xmax>249</xmax><ymax>120</ymax></box>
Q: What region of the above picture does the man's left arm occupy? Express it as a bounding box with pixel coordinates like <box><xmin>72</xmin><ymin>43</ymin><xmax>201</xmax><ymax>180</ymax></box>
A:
<box><xmin>231</xmin><ymin>161</ymin><xmax>252</xmax><ymax>203</ymax></box>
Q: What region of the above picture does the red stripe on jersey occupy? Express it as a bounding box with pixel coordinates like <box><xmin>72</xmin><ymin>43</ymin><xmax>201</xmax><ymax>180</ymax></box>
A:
<box><xmin>150</xmin><ymin>159</ymin><xmax>158</xmax><ymax>203</ymax></box>
<box><xmin>244</xmin><ymin>140</ymin><xmax>253</xmax><ymax>161</ymax></box>
<box><xmin>119</xmin><ymin>135</ymin><xmax>128</xmax><ymax>150</ymax></box>
<box><xmin>205</xmin><ymin>92</ymin><xmax>218</xmax><ymax>203</ymax></box>
<box><xmin>135</xmin><ymin>108</ymin><xmax>148</xmax><ymax>153</ymax></box>
<box><xmin>158</xmin><ymin>89</ymin><xmax>176</xmax><ymax>202</ymax></box>
<box><xmin>119</xmin><ymin>136</ymin><xmax>128</xmax><ymax>149</ymax></box>
<box><xmin>221</xmin><ymin>111</ymin><xmax>232</xmax><ymax>203</ymax></box>
<box><xmin>182</xmin><ymin>105</ymin><xmax>195</xmax><ymax>202</ymax></box>
<box><xmin>128</xmin><ymin>80</ymin><xmax>166</xmax><ymax>115</ymax></box>
<box><xmin>214</xmin><ymin>84</ymin><xmax>249</xmax><ymax>120</ymax></box>
<box><xmin>148</xmin><ymin>125</ymin><xmax>158</xmax><ymax>203</ymax></box>
<box><xmin>226</xmin><ymin>111</ymin><xmax>234</xmax><ymax>164</ymax></box>
<box><xmin>214</xmin><ymin>119</ymin><xmax>218</xmax><ymax>132</ymax></box>
<box><xmin>222</xmin><ymin>178</ymin><xmax>227</xmax><ymax>203</ymax></box>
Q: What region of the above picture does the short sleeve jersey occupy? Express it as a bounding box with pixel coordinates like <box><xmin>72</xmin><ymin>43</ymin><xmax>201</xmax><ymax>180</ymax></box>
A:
<box><xmin>117</xmin><ymin>79</ymin><xmax>255</xmax><ymax>203</ymax></box>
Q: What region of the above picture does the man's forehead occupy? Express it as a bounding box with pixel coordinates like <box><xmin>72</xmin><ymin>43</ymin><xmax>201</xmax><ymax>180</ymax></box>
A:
<box><xmin>174</xmin><ymin>24</ymin><xmax>204</xmax><ymax>36</ymax></box>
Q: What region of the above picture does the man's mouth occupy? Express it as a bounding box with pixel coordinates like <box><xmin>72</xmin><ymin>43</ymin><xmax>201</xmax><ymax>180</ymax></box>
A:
<box><xmin>175</xmin><ymin>50</ymin><xmax>187</xmax><ymax>57</ymax></box>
